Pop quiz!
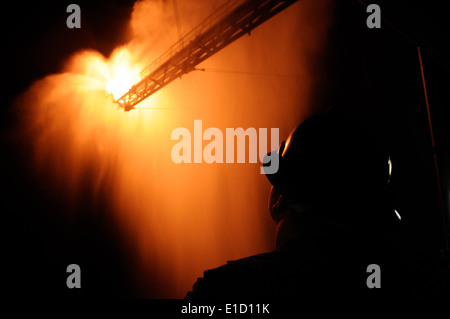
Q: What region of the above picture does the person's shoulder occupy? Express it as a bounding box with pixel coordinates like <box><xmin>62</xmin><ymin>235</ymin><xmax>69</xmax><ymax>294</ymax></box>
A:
<box><xmin>208</xmin><ymin>251</ymin><xmax>284</xmax><ymax>279</ymax></box>
<box><xmin>185</xmin><ymin>251</ymin><xmax>288</xmax><ymax>299</ymax></box>
<box><xmin>216</xmin><ymin>251</ymin><xmax>283</xmax><ymax>273</ymax></box>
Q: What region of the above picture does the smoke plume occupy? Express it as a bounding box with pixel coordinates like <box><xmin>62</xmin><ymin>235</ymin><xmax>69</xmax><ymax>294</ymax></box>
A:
<box><xmin>16</xmin><ymin>0</ymin><xmax>334</xmax><ymax>297</ymax></box>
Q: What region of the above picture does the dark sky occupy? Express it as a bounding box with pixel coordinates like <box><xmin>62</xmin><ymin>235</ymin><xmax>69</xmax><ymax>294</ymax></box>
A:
<box><xmin>2</xmin><ymin>0</ymin><xmax>138</xmax><ymax>297</ymax></box>
<box><xmin>1</xmin><ymin>0</ymin><xmax>449</xmax><ymax>298</ymax></box>
<box><xmin>2</xmin><ymin>0</ymin><xmax>135</xmax><ymax>106</ymax></box>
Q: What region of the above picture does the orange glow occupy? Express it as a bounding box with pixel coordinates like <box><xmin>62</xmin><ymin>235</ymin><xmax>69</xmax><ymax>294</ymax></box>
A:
<box><xmin>16</xmin><ymin>0</ymin><xmax>334</xmax><ymax>297</ymax></box>
<box><xmin>106</xmin><ymin>48</ymin><xmax>142</xmax><ymax>101</ymax></box>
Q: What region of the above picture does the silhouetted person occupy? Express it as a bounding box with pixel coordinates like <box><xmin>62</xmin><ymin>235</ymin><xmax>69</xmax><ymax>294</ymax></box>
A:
<box><xmin>186</xmin><ymin>110</ymin><xmax>418</xmax><ymax>301</ymax></box>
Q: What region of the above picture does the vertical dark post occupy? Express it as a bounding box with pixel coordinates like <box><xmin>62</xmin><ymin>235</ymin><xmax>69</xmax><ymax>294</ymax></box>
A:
<box><xmin>417</xmin><ymin>46</ymin><xmax>449</xmax><ymax>252</ymax></box>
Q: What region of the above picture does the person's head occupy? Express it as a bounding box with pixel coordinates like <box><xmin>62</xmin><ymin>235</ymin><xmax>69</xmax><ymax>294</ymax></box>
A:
<box><xmin>264</xmin><ymin>110</ymin><xmax>397</xmax><ymax>238</ymax></box>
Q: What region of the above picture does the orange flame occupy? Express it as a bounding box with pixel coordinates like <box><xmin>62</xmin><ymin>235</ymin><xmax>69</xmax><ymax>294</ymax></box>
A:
<box><xmin>106</xmin><ymin>48</ymin><xmax>142</xmax><ymax>101</ymax></box>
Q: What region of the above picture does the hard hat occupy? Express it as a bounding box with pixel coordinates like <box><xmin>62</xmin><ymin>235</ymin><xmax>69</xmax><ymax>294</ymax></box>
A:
<box><xmin>264</xmin><ymin>110</ymin><xmax>397</xmax><ymax>230</ymax></box>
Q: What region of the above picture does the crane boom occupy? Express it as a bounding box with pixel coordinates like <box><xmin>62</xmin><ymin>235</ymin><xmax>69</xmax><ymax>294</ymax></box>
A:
<box><xmin>117</xmin><ymin>0</ymin><xmax>298</xmax><ymax>111</ymax></box>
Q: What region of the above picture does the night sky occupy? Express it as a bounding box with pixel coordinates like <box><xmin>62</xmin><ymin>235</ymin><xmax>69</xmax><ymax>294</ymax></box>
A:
<box><xmin>2</xmin><ymin>0</ymin><xmax>449</xmax><ymax>300</ymax></box>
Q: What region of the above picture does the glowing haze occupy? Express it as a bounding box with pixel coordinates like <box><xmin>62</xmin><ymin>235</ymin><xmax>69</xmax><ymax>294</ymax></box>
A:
<box><xmin>17</xmin><ymin>0</ymin><xmax>334</xmax><ymax>297</ymax></box>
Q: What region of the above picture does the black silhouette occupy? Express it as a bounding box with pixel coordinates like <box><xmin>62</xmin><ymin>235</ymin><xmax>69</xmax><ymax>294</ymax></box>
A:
<box><xmin>186</xmin><ymin>110</ymin><xmax>421</xmax><ymax>301</ymax></box>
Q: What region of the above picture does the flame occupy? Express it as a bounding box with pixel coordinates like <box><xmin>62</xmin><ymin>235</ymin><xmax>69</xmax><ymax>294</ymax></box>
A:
<box><xmin>106</xmin><ymin>48</ymin><xmax>142</xmax><ymax>101</ymax></box>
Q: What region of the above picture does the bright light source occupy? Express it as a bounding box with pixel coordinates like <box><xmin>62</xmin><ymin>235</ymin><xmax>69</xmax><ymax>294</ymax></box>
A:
<box><xmin>394</xmin><ymin>209</ymin><xmax>401</xmax><ymax>221</ymax></box>
<box><xmin>388</xmin><ymin>156</ymin><xmax>392</xmax><ymax>179</ymax></box>
<box><xmin>105</xmin><ymin>48</ymin><xmax>141</xmax><ymax>101</ymax></box>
